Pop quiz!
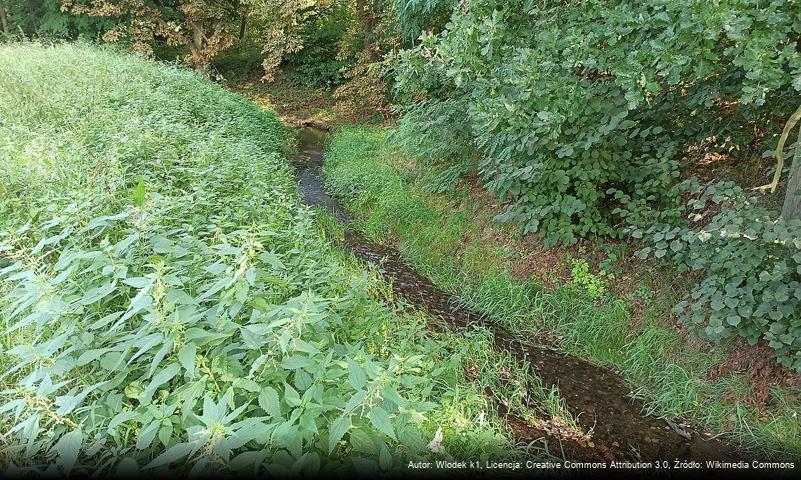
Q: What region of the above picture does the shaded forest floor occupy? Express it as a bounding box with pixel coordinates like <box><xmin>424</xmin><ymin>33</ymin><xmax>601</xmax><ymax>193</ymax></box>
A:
<box><xmin>232</xmin><ymin>79</ymin><xmax>342</xmax><ymax>128</ymax></box>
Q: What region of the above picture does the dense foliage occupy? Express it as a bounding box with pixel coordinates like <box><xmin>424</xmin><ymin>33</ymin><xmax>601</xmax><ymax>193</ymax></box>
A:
<box><xmin>394</xmin><ymin>0</ymin><xmax>801</xmax><ymax>244</ymax></box>
<box><xmin>2</xmin><ymin>1</ymin><xmax>362</xmax><ymax>78</ymax></box>
<box><xmin>633</xmin><ymin>181</ymin><xmax>801</xmax><ymax>369</ymax></box>
<box><xmin>390</xmin><ymin>0</ymin><xmax>456</xmax><ymax>42</ymax></box>
<box><xmin>61</xmin><ymin>0</ymin><xmax>250</xmax><ymax>69</ymax></box>
<box><xmin>283</xmin><ymin>4</ymin><xmax>356</xmax><ymax>88</ymax></box>
<box><xmin>0</xmin><ymin>44</ymin><xmax>517</xmax><ymax>473</ymax></box>
<box><xmin>0</xmin><ymin>0</ymin><xmax>109</xmax><ymax>39</ymax></box>
<box><xmin>389</xmin><ymin>0</ymin><xmax>801</xmax><ymax>366</ymax></box>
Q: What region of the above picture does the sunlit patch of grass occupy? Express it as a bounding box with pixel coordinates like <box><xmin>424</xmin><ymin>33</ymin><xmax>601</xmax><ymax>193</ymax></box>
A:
<box><xmin>750</xmin><ymin>391</ymin><xmax>801</xmax><ymax>456</ymax></box>
<box><xmin>460</xmin><ymin>243</ymin><xmax>508</xmax><ymax>279</ymax></box>
<box><xmin>619</xmin><ymin>326</ymin><xmax>682</xmax><ymax>381</ymax></box>
<box><xmin>461</xmin><ymin>272</ymin><xmax>543</xmax><ymax>337</ymax></box>
<box><xmin>311</xmin><ymin>208</ymin><xmax>344</xmax><ymax>242</ymax></box>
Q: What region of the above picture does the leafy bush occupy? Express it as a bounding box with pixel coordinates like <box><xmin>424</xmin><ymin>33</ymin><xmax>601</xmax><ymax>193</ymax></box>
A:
<box><xmin>0</xmin><ymin>44</ymin><xmax>513</xmax><ymax>474</ymax></box>
<box><xmin>393</xmin><ymin>0</ymin><xmax>801</xmax><ymax>246</ymax></box>
<box><xmin>633</xmin><ymin>181</ymin><xmax>801</xmax><ymax>369</ymax></box>
<box><xmin>569</xmin><ymin>259</ymin><xmax>612</xmax><ymax>301</ymax></box>
<box><xmin>390</xmin><ymin>98</ymin><xmax>477</xmax><ymax>185</ymax></box>
<box><xmin>1</xmin><ymin>0</ymin><xmax>110</xmax><ymax>41</ymax></box>
<box><xmin>286</xmin><ymin>58</ymin><xmax>352</xmax><ymax>89</ymax></box>
<box><xmin>333</xmin><ymin>57</ymin><xmax>390</xmax><ymax>121</ymax></box>
<box><xmin>283</xmin><ymin>5</ymin><xmax>355</xmax><ymax>89</ymax></box>
<box><xmin>389</xmin><ymin>0</ymin><xmax>801</xmax><ymax>368</ymax></box>
<box><xmin>390</xmin><ymin>0</ymin><xmax>457</xmax><ymax>42</ymax></box>
<box><xmin>212</xmin><ymin>41</ymin><xmax>265</xmax><ymax>82</ymax></box>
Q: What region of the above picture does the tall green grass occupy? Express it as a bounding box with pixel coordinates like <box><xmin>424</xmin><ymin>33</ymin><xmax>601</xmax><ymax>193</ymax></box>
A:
<box><xmin>323</xmin><ymin>125</ymin><xmax>801</xmax><ymax>459</ymax></box>
<box><xmin>0</xmin><ymin>43</ymin><xmax>524</xmax><ymax>474</ymax></box>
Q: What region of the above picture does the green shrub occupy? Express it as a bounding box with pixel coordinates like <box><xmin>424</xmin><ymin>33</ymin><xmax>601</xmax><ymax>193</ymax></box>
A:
<box><xmin>390</xmin><ymin>0</ymin><xmax>801</xmax><ymax>370</ymax></box>
<box><xmin>0</xmin><ymin>0</ymin><xmax>110</xmax><ymax>41</ymax></box>
<box><xmin>393</xmin><ymin>0</ymin><xmax>801</xmax><ymax>246</ymax></box>
<box><xmin>569</xmin><ymin>259</ymin><xmax>611</xmax><ymax>301</ymax></box>
<box><xmin>283</xmin><ymin>5</ymin><xmax>355</xmax><ymax>89</ymax></box>
<box><xmin>212</xmin><ymin>41</ymin><xmax>265</xmax><ymax>82</ymax></box>
<box><xmin>390</xmin><ymin>0</ymin><xmax>457</xmax><ymax>42</ymax></box>
<box><xmin>633</xmin><ymin>181</ymin><xmax>801</xmax><ymax>369</ymax></box>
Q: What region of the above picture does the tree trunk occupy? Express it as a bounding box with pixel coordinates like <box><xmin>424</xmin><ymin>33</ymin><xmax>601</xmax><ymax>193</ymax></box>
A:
<box><xmin>239</xmin><ymin>13</ymin><xmax>247</xmax><ymax>40</ymax></box>
<box><xmin>0</xmin><ymin>1</ymin><xmax>9</xmax><ymax>36</ymax></box>
<box><xmin>191</xmin><ymin>25</ymin><xmax>207</xmax><ymax>71</ymax></box>
<box><xmin>192</xmin><ymin>26</ymin><xmax>203</xmax><ymax>52</ymax></box>
<box><xmin>782</xmin><ymin>123</ymin><xmax>801</xmax><ymax>222</ymax></box>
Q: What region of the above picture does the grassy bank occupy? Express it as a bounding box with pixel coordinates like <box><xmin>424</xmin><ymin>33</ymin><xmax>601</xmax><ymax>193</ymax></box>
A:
<box><xmin>323</xmin><ymin>125</ymin><xmax>801</xmax><ymax>459</ymax></box>
<box><xmin>0</xmin><ymin>44</ymin><xmax>537</xmax><ymax>474</ymax></box>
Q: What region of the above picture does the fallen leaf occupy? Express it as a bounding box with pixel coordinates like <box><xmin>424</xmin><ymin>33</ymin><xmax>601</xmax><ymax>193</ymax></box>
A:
<box><xmin>427</xmin><ymin>427</ymin><xmax>444</xmax><ymax>454</ymax></box>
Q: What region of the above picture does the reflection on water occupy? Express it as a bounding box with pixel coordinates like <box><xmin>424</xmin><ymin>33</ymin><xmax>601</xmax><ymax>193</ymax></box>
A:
<box><xmin>292</xmin><ymin>127</ymin><xmax>745</xmax><ymax>462</ymax></box>
<box><xmin>292</xmin><ymin>127</ymin><xmax>352</xmax><ymax>224</ymax></box>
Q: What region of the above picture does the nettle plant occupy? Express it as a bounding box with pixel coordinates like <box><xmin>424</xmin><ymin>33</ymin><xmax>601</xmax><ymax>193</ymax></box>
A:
<box><xmin>0</xmin><ymin>200</ymin><xmax>435</xmax><ymax>474</ymax></box>
<box><xmin>632</xmin><ymin>181</ymin><xmax>801</xmax><ymax>370</ymax></box>
<box><xmin>0</xmin><ymin>45</ymin><xmax>511</xmax><ymax>475</ymax></box>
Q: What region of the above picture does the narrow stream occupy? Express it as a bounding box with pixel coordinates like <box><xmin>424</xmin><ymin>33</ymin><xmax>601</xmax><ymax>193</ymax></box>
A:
<box><xmin>292</xmin><ymin>126</ymin><xmax>746</xmax><ymax>462</ymax></box>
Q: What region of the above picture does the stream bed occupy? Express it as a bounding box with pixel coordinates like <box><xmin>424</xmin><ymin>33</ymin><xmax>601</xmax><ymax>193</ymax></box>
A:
<box><xmin>292</xmin><ymin>126</ymin><xmax>746</xmax><ymax>463</ymax></box>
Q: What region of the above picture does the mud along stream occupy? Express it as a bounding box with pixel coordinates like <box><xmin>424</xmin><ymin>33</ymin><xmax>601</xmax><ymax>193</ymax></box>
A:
<box><xmin>292</xmin><ymin>126</ymin><xmax>745</xmax><ymax>463</ymax></box>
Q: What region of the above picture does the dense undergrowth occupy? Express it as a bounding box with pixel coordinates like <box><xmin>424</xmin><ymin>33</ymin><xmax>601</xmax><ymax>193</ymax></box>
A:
<box><xmin>323</xmin><ymin>125</ymin><xmax>801</xmax><ymax>459</ymax></box>
<box><xmin>393</xmin><ymin>0</ymin><xmax>801</xmax><ymax>368</ymax></box>
<box><xmin>0</xmin><ymin>44</ymin><xmax>536</xmax><ymax>474</ymax></box>
<box><xmin>395</xmin><ymin>0</ymin><xmax>801</xmax><ymax>243</ymax></box>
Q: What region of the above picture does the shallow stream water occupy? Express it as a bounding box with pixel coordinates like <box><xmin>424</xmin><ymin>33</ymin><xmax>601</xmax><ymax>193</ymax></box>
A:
<box><xmin>292</xmin><ymin>126</ymin><xmax>745</xmax><ymax>462</ymax></box>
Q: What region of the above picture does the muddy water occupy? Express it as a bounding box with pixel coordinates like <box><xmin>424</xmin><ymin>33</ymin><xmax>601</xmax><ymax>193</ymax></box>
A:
<box><xmin>292</xmin><ymin>126</ymin><xmax>745</xmax><ymax>462</ymax></box>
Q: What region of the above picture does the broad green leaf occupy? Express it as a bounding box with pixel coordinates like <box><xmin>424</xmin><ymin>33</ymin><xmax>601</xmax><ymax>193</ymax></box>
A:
<box><xmin>368</xmin><ymin>407</ymin><xmax>395</xmax><ymax>440</ymax></box>
<box><xmin>178</xmin><ymin>342</ymin><xmax>197</xmax><ymax>378</ymax></box>
<box><xmin>142</xmin><ymin>363</ymin><xmax>180</xmax><ymax>404</ymax></box>
<box><xmin>328</xmin><ymin>416</ymin><xmax>350</xmax><ymax>453</ymax></box>
<box><xmin>283</xmin><ymin>383</ymin><xmax>301</xmax><ymax>408</ymax></box>
<box><xmin>54</xmin><ymin>430</ymin><xmax>83</xmax><ymax>474</ymax></box>
<box><xmin>258</xmin><ymin>387</ymin><xmax>281</xmax><ymax>419</ymax></box>
<box><xmin>343</xmin><ymin>390</ymin><xmax>368</xmax><ymax>414</ymax></box>
<box><xmin>133</xmin><ymin>176</ymin><xmax>146</xmax><ymax>207</ymax></box>
<box><xmin>143</xmin><ymin>442</ymin><xmax>193</xmax><ymax>469</ymax></box>
<box><xmin>379</xmin><ymin>444</ymin><xmax>392</xmax><ymax>470</ymax></box>
<box><xmin>349</xmin><ymin>429</ymin><xmax>378</xmax><ymax>456</ymax></box>
<box><xmin>299</xmin><ymin>412</ymin><xmax>318</xmax><ymax>434</ymax></box>
<box><xmin>347</xmin><ymin>358</ymin><xmax>367</xmax><ymax>390</ymax></box>
<box><xmin>251</xmin><ymin>297</ymin><xmax>270</xmax><ymax>312</ymax></box>
<box><xmin>136</xmin><ymin>420</ymin><xmax>160</xmax><ymax>450</ymax></box>
<box><xmin>158</xmin><ymin>423</ymin><xmax>173</xmax><ymax>447</ymax></box>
